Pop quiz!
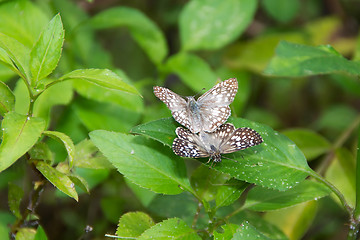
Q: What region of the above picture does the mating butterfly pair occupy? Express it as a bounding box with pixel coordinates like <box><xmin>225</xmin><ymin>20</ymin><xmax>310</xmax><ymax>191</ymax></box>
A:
<box><xmin>153</xmin><ymin>78</ymin><xmax>263</xmax><ymax>164</ymax></box>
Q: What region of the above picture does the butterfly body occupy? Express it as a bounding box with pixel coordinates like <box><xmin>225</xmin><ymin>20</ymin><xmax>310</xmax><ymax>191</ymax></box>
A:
<box><xmin>153</xmin><ymin>78</ymin><xmax>238</xmax><ymax>133</ymax></box>
<box><xmin>172</xmin><ymin>123</ymin><xmax>263</xmax><ymax>164</ymax></box>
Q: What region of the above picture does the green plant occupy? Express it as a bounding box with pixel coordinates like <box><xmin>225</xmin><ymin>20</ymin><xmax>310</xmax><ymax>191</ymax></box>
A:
<box><xmin>0</xmin><ymin>0</ymin><xmax>359</xmax><ymax>239</ymax></box>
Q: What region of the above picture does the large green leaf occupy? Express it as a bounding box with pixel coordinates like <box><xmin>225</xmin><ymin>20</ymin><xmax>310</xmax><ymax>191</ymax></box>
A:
<box><xmin>89</xmin><ymin>130</ymin><xmax>194</xmax><ymax>195</ymax></box>
<box><xmin>0</xmin><ymin>81</ymin><xmax>15</xmax><ymax>116</ymax></box>
<box><xmin>264</xmin><ymin>41</ymin><xmax>360</xmax><ymax>77</ymax></box>
<box><xmin>89</xmin><ymin>7</ymin><xmax>167</xmax><ymax>65</ymax></box>
<box><xmin>233</xmin><ymin>222</ymin><xmax>272</xmax><ymax>240</ymax></box>
<box><xmin>282</xmin><ymin>128</ymin><xmax>331</xmax><ymax>161</ymax></box>
<box><xmin>213</xmin><ymin>224</ymin><xmax>239</xmax><ymax>240</ymax></box>
<box><xmin>0</xmin><ymin>0</ymin><xmax>48</xmax><ymax>47</ymax></box>
<box><xmin>35</xmin><ymin>161</ymin><xmax>78</xmax><ymax>201</ymax></box>
<box><xmin>164</xmin><ymin>52</ymin><xmax>218</xmax><ymax>91</ymax></box>
<box><xmin>179</xmin><ymin>0</ymin><xmax>257</xmax><ymax>51</ymax></box>
<box><xmin>0</xmin><ymin>33</ymin><xmax>31</xmax><ymax>80</ymax></box>
<box><xmin>0</xmin><ymin>112</ymin><xmax>45</xmax><ymax>172</ymax></box>
<box><xmin>30</xmin><ymin>14</ymin><xmax>64</xmax><ymax>85</ymax></box>
<box><xmin>262</xmin><ymin>0</ymin><xmax>300</xmax><ymax>23</ymax></box>
<box><xmin>116</xmin><ymin>212</ymin><xmax>155</xmax><ymax>238</ymax></box>
<box><xmin>138</xmin><ymin>218</ymin><xmax>201</xmax><ymax>240</ymax></box>
<box><xmin>59</xmin><ymin>69</ymin><xmax>140</xmax><ymax>95</ymax></box>
<box><xmin>243</xmin><ymin>180</ymin><xmax>331</xmax><ymax>211</ymax></box>
<box><xmin>215</xmin><ymin>178</ymin><xmax>249</xmax><ymax>209</ymax></box>
<box><xmin>132</xmin><ymin>117</ymin><xmax>312</xmax><ymax>191</ymax></box>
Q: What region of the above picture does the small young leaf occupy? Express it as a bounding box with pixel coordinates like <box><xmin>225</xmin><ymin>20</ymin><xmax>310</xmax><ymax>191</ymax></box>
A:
<box><xmin>35</xmin><ymin>161</ymin><xmax>78</xmax><ymax>201</ymax></box>
<box><xmin>164</xmin><ymin>52</ymin><xmax>218</xmax><ymax>91</ymax></box>
<box><xmin>30</xmin><ymin>14</ymin><xmax>64</xmax><ymax>84</ymax></box>
<box><xmin>215</xmin><ymin>179</ymin><xmax>249</xmax><ymax>209</ymax></box>
<box><xmin>234</xmin><ymin>222</ymin><xmax>272</xmax><ymax>240</ymax></box>
<box><xmin>0</xmin><ymin>112</ymin><xmax>46</xmax><ymax>172</ymax></box>
<box><xmin>15</xmin><ymin>228</ymin><xmax>37</xmax><ymax>240</ymax></box>
<box><xmin>68</xmin><ymin>174</ymin><xmax>90</xmax><ymax>194</ymax></box>
<box><xmin>0</xmin><ymin>81</ymin><xmax>15</xmax><ymax>116</ymax></box>
<box><xmin>8</xmin><ymin>182</ymin><xmax>24</xmax><ymax>219</ymax></box>
<box><xmin>282</xmin><ymin>128</ymin><xmax>331</xmax><ymax>161</ymax></box>
<box><xmin>43</xmin><ymin>131</ymin><xmax>75</xmax><ymax>169</ymax></box>
<box><xmin>116</xmin><ymin>212</ymin><xmax>155</xmax><ymax>238</ymax></box>
<box><xmin>89</xmin><ymin>130</ymin><xmax>194</xmax><ymax>195</ymax></box>
<box><xmin>34</xmin><ymin>225</ymin><xmax>48</xmax><ymax>240</ymax></box>
<box><xmin>0</xmin><ymin>223</ymin><xmax>9</xmax><ymax>240</ymax></box>
<box><xmin>244</xmin><ymin>180</ymin><xmax>331</xmax><ymax>211</ymax></box>
<box><xmin>264</xmin><ymin>41</ymin><xmax>360</xmax><ymax>77</ymax></box>
<box><xmin>213</xmin><ymin>224</ymin><xmax>239</xmax><ymax>240</ymax></box>
<box><xmin>28</xmin><ymin>142</ymin><xmax>53</xmax><ymax>164</ymax></box>
<box><xmin>180</xmin><ymin>0</ymin><xmax>257</xmax><ymax>51</ymax></box>
<box><xmin>138</xmin><ymin>218</ymin><xmax>201</xmax><ymax>240</ymax></box>
<box><xmin>90</xmin><ymin>7</ymin><xmax>168</xmax><ymax>65</ymax></box>
<box><xmin>59</xmin><ymin>69</ymin><xmax>140</xmax><ymax>95</ymax></box>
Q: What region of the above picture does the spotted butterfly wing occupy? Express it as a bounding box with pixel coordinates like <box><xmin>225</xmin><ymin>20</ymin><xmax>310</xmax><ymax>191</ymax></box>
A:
<box><xmin>154</xmin><ymin>78</ymin><xmax>238</xmax><ymax>133</ymax></box>
<box><xmin>197</xmin><ymin>78</ymin><xmax>238</xmax><ymax>133</ymax></box>
<box><xmin>153</xmin><ymin>86</ymin><xmax>193</xmax><ymax>131</ymax></box>
<box><xmin>172</xmin><ymin>127</ymin><xmax>209</xmax><ymax>158</ymax></box>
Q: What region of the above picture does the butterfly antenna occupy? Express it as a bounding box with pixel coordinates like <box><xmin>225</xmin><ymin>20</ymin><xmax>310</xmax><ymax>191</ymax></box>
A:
<box><xmin>222</xmin><ymin>156</ymin><xmax>239</xmax><ymax>163</ymax></box>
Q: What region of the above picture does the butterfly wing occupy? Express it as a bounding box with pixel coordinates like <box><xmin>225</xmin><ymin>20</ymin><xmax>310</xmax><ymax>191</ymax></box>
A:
<box><xmin>197</xmin><ymin>78</ymin><xmax>238</xmax><ymax>132</ymax></box>
<box><xmin>172</xmin><ymin>127</ymin><xmax>209</xmax><ymax>158</ymax></box>
<box><xmin>220</xmin><ymin>127</ymin><xmax>263</xmax><ymax>154</ymax></box>
<box><xmin>153</xmin><ymin>86</ymin><xmax>193</xmax><ymax>130</ymax></box>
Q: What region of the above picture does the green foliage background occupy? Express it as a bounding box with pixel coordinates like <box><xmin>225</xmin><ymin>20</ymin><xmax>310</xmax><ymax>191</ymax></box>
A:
<box><xmin>0</xmin><ymin>0</ymin><xmax>359</xmax><ymax>239</ymax></box>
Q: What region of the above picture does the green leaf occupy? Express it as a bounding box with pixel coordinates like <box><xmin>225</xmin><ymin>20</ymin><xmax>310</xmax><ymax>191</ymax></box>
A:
<box><xmin>180</xmin><ymin>0</ymin><xmax>257</xmax><ymax>51</ymax></box>
<box><xmin>262</xmin><ymin>0</ymin><xmax>300</xmax><ymax>23</ymax></box>
<box><xmin>30</xmin><ymin>14</ymin><xmax>64</xmax><ymax>85</ymax></box>
<box><xmin>89</xmin><ymin>130</ymin><xmax>194</xmax><ymax>195</ymax></box>
<box><xmin>138</xmin><ymin>218</ymin><xmax>201</xmax><ymax>240</ymax></box>
<box><xmin>224</xmin><ymin>33</ymin><xmax>305</xmax><ymax>73</ymax></box>
<box><xmin>0</xmin><ymin>0</ymin><xmax>48</xmax><ymax>47</ymax></box>
<box><xmin>264</xmin><ymin>201</ymin><xmax>317</xmax><ymax>240</ymax></box>
<box><xmin>72</xmin><ymin>69</ymin><xmax>143</xmax><ymax>113</ymax></box>
<box><xmin>43</xmin><ymin>131</ymin><xmax>75</xmax><ymax>169</ymax></box>
<box><xmin>8</xmin><ymin>182</ymin><xmax>24</xmax><ymax>219</ymax></box>
<box><xmin>133</xmin><ymin>117</ymin><xmax>311</xmax><ymax>191</ymax></box>
<box><xmin>215</xmin><ymin>179</ymin><xmax>249</xmax><ymax>209</ymax></box>
<box><xmin>72</xmin><ymin>139</ymin><xmax>113</xmax><ymax>170</ymax></box>
<box><xmin>244</xmin><ymin>180</ymin><xmax>331</xmax><ymax>211</ymax></box>
<box><xmin>164</xmin><ymin>52</ymin><xmax>218</xmax><ymax>91</ymax></box>
<box><xmin>34</xmin><ymin>225</ymin><xmax>48</xmax><ymax>240</ymax></box>
<box><xmin>59</xmin><ymin>69</ymin><xmax>140</xmax><ymax>95</ymax></box>
<box><xmin>264</xmin><ymin>41</ymin><xmax>360</xmax><ymax>77</ymax></box>
<box><xmin>35</xmin><ymin>161</ymin><xmax>78</xmax><ymax>201</ymax></box>
<box><xmin>213</xmin><ymin>224</ymin><xmax>239</xmax><ymax>240</ymax></box>
<box><xmin>190</xmin><ymin>165</ymin><xmax>229</xmax><ymax>203</ymax></box>
<box><xmin>116</xmin><ymin>212</ymin><xmax>155</xmax><ymax>238</ymax></box>
<box><xmin>0</xmin><ymin>33</ymin><xmax>31</xmax><ymax>80</ymax></box>
<box><xmin>282</xmin><ymin>128</ymin><xmax>331</xmax><ymax>161</ymax></box>
<box><xmin>233</xmin><ymin>222</ymin><xmax>272</xmax><ymax>240</ymax></box>
<box><xmin>0</xmin><ymin>112</ymin><xmax>46</xmax><ymax>172</ymax></box>
<box><xmin>15</xmin><ymin>228</ymin><xmax>36</xmax><ymax>240</ymax></box>
<box><xmin>68</xmin><ymin>174</ymin><xmax>90</xmax><ymax>194</ymax></box>
<box><xmin>28</xmin><ymin>142</ymin><xmax>53</xmax><ymax>164</ymax></box>
<box><xmin>0</xmin><ymin>81</ymin><xmax>15</xmax><ymax>116</ymax></box>
<box><xmin>325</xmin><ymin>148</ymin><xmax>356</xmax><ymax>208</ymax></box>
<box><xmin>125</xmin><ymin>179</ymin><xmax>157</xmax><ymax>207</ymax></box>
<box><xmin>131</xmin><ymin>118</ymin><xmax>179</xmax><ymax>147</ymax></box>
<box><xmin>0</xmin><ymin>223</ymin><xmax>9</xmax><ymax>240</ymax></box>
<box><xmin>90</xmin><ymin>7</ymin><xmax>168</xmax><ymax>65</ymax></box>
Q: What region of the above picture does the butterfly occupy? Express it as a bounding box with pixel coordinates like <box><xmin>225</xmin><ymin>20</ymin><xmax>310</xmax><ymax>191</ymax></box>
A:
<box><xmin>153</xmin><ymin>78</ymin><xmax>238</xmax><ymax>133</ymax></box>
<box><xmin>172</xmin><ymin>123</ymin><xmax>263</xmax><ymax>164</ymax></box>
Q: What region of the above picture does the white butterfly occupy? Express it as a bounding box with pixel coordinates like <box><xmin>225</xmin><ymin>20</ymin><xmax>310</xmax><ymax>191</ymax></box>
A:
<box><xmin>153</xmin><ymin>78</ymin><xmax>238</xmax><ymax>133</ymax></box>
<box><xmin>172</xmin><ymin>123</ymin><xmax>263</xmax><ymax>164</ymax></box>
